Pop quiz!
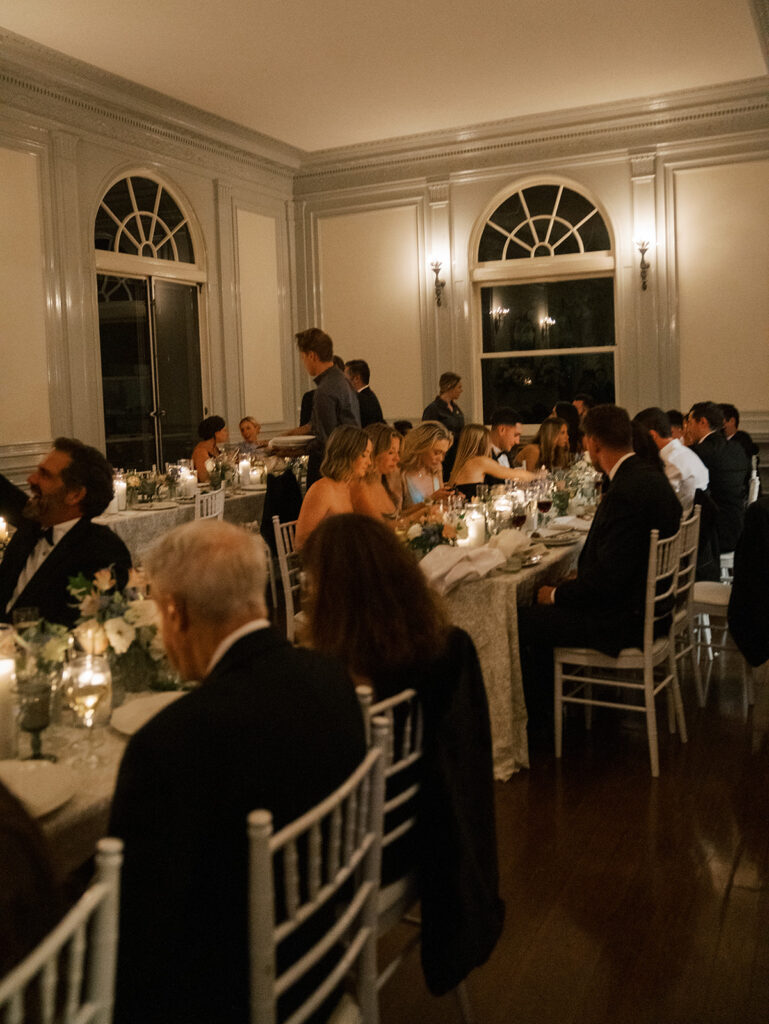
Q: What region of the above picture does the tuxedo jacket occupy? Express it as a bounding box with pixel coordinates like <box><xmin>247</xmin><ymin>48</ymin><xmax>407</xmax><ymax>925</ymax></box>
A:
<box><xmin>692</xmin><ymin>432</ymin><xmax>749</xmax><ymax>552</ymax></box>
<box><xmin>355</xmin><ymin>386</ymin><xmax>385</xmax><ymax>427</ymax></box>
<box><xmin>109</xmin><ymin>627</ymin><xmax>366</xmax><ymax>1024</ymax></box>
<box><xmin>0</xmin><ymin>473</ymin><xmax>28</xmax><ymax>527</ymax></box>
<box><xmin>556</xmin><ymin>455</ymin><xmax>682</xmax><ymax>627</ymax></box>
<box><xmin>0</xmin><ymin>488</ymin><xmax>131</xmax><ymax>627</ymax></box>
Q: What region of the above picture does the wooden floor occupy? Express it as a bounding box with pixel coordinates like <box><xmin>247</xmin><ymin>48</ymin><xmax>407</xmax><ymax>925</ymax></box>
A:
<box><xmin>379</xmin><ymin>652</ymin><xmax>769</xmax><ymax>1024</ymax></box>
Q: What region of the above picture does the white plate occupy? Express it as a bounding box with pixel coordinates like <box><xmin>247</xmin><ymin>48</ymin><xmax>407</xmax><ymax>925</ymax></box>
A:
<box><xmin>110</xmin><ymin>691</ymin><xmax>186</xmax><ymax>736</ymax></box>
<box><xmin>268</xmin><ymin>435</ymin><xmax>314</xmax><ymax>448</ymax></box>
<box><xmin>0</xmin><ymin>760</ymin><xmax>76</xmax><ymax>818</ymax></box>
<box><xmin>542</xmin><ymin>532</ymin><xmax>581</xmax><ymax>547</ymax></box>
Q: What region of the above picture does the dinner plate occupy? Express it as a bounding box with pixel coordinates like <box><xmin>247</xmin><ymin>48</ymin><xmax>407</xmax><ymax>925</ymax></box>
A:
<box><xmin>268</xmin><ymin>435</ymin><xmax>314</xmax><ymax>448</ymax></box>
<box><xmin>542</xmin><ymin>532</ymin><xmax>581</xmax><ymax>547</ymax></box>
<box><xmin>0</xmin><ymin>760</ymin><xmax>76</xmax><ymax>818</ymax></box>
<box><xmin>110</xmin><ymin>691</ymin><xmax>186</xmax><ymax>736</ymax></box>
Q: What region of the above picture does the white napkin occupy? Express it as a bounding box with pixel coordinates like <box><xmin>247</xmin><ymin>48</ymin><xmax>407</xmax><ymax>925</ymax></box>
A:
<box><xmin>420</xmin><ymin>544</ymin><xmax>505</xmax><ymax>595</ymax></box>
<box><xmin>552</xmin><ymin>515</ymin><xmax>592</xmax><ymax>533</ymax></box>
<box><xmin>487</xmin><ymin>528</ymin><xmax>530</xmax><ymax>558</ymax></box>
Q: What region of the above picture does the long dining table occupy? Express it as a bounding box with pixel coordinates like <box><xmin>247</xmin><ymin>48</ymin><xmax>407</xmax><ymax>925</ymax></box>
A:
<box><xmin>444</xmin><ymin>540</ymin><xmax>582</xmax><ymax>781</ymax></box>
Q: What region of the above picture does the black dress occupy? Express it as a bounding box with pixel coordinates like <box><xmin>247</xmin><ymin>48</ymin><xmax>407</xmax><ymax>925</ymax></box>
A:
<box><xmin>421</xmin><ymin>396</ymin><xmax>464</xmax><ymax>480</ymax></box>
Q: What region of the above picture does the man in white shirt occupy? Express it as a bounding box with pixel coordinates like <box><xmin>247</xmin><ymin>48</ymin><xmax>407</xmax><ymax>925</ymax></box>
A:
<box><xmin>634</xmin><ymin>407</ymin><xmax>709</xmax><ymax>513</ymax></box>
<box><xmin>487</xmin><ymin>407</ymin><xmax>523</xmax><ymax>468</ymax></box>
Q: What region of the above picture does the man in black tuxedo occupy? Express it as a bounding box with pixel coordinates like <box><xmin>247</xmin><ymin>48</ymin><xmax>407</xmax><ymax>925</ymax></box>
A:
<box><xmin>519</xmin><ymin>405</ymin><xmax>682</xmax><ymax>727</ymax></box>
<box><xmin>0</xmin><ymin>439</ymin><xmax>130</xmax><ymax>627</ymax></box>
<box><xmin>344</xmin><ymin>358</ymin><xmax>385</xmax><ymax>427</ymax></box>
<box><xmin>109</xmin><ymin>519</ymin><xmax>366</xmax><ymax>1024</ymax></box>
<box><xmin>688</xmin><ymin>401</ymin><xmax>749</xmax><ymax>554</ymax></box>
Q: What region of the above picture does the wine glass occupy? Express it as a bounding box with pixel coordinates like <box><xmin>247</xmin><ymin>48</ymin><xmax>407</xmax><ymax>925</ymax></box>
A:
<box><xmin>537</xmin><ymin>479</ymin><xmax>554</xmax><ymax>524</ymax></box>
<box><xmin>511</xmin><ymin>494</ymin><xmax>528</xmax><ymax>531</ymax></box>
<box><xmin>16</xmin><ymin>676</ymin><xmax>56</xmax><ymax>761</ymax></box>
<box><xmin>62</xmin><ymin>655</ymin><xmax>112</xmax><ymax>768</ymax></box>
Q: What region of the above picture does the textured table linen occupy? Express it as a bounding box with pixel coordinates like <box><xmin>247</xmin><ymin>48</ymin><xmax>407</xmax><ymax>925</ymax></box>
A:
<box><xmin>444</xmin><ymin>542</ymin><xmax>581</xmax><ymax>781</ymax></box>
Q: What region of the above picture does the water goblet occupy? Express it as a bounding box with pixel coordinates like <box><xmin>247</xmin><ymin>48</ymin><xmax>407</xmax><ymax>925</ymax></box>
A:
<box><xmin>16</xmin><ymin>676</ymin><xmax>56</xmax><ymax>761</ymax></box>
<box><xmin>12</xmin><ymin>607</ymin><xmax>41</xmax><ymax>633</ymax></box>
<box><xmin>62</xmin><ymin>655</ymin><xmax>112</xmax><ymax>769</ymax></box>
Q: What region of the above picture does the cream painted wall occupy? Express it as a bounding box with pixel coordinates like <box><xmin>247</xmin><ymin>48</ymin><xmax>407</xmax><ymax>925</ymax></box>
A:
<box><xmin>317</xmin><ymin>206</ymin><xmax>424</xmax><ymax>421</ymax></box>
<box><xmin>0</xmin><ymin>147</ymin><xmax>51</xmax><ymax>444</ymax></box>
<box><xmin>236</xmin><ymin>208</ymin><xmax>285</xmax><ymax>424</ymax></box>
<box><xmin>675</xmin><ymin>159</ymin><xmax>769</xmax><ymax>411</ymax></box>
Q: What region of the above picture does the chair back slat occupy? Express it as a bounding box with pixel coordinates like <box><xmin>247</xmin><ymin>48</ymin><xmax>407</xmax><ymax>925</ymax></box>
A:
<box><xmin>283</xmin><ymin>841</ymin><xmax>300</xmax><ymax>920</ymax></box>
<box><xmin>272</xmin><ymin>516</ymin><xmax>302</xmax><ymax>642</ymax></box>
<box><xmin>248</xmin><ymin>720</ymin><xmax>387</xmax><ymax>1024</ymax></box>
<box><xmin>644</xmin><ymin>527</ymin><xmax>682</xmax><ymax>645</ymax></box>
<box><xmin>194</xmin><ymin>485</ymin><xmax>225</xmax><ymax>520</ymax></box>
<box><xmin>0</xmin><ymin>839</ymin><xmax>122</xmax><ymax>1024</ymax></box>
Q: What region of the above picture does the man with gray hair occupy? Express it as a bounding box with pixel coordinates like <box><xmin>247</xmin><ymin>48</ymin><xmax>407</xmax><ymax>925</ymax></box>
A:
<box><xmin>109</xmin><ymin>519</ymin><xmax>365</xmax><ymax>1024</ymax></box>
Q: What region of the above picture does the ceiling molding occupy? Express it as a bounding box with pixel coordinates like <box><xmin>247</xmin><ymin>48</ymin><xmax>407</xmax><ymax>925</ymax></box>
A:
<box><xmin>0</xmin><ymin>27</ymin><xmax>302</xmax><ymax>182</ymax></box>
<box><xmin>294</xmin><ymin>78</ymin><xmax>769</xmax><ymax>194</ymax></box>
<box><xmin>751</xmin><ymin>0</ymin><xmax>769</xmax><ymax>69</ymax></box>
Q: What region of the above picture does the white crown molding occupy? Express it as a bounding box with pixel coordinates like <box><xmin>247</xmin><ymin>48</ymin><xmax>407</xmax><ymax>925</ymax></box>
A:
<box><xmin>294</xmin><ymin>78</ymin><xmax>769</xmax><ymax>194</ymax></box>
<box><xmin>0</xmin><ymin>28</ymin><xmax>303</xmax><ymax>183</ymax></box>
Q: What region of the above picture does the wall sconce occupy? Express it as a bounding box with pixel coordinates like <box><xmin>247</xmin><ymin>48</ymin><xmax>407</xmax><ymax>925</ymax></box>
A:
<box><xmin>430</xmin><ymin>261</ymin><xmax>446</xmax><ymax>306</ymax></box>
<box><xmin>539</xmin><ymin>315</ymin><xmax>556</xmax><ymax>342</ymax></box>
<box><xmin>635</xmin><ymin>240</ymin><xmax>651</xmax><ymax>290</ymax></box>
<box><xmin>489</xmin><ymin>306</ymin><xmax>509</xmax><ymax>333</ymax></box>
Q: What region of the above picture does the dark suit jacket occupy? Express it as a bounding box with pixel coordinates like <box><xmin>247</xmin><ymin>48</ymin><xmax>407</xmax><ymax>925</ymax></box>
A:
<box><xmin>692</xmin><ymin>431</ymin><xmax>748</xmax><ymax>553</ymax></box>
<box><xmin>553</xmin><ymin>455</ymin><xmax>682</xmax><ymax>652</ymax></box>
<box><xmin>355</xmin><ymin>386</ymin><xmax>384</xmax><ymax>427</ymax></box>
<box><xmin>109</xmin><ymin>627</ymin><xmax>366</xmax><ymax>1024</ymax></box>
<box><xmin>0</xmin><ymin>486</ymin><xmax>131</xmax><ymax>627</ymax></box>
<box><xmin>728</xmin><ymin>498</ymin><xmax>769</xmax><ymax>667</ymax></box>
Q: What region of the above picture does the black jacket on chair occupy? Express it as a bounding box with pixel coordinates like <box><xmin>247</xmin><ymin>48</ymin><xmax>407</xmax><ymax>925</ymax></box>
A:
<box><xmin>692</xmin><ymin>431</ymin><xmax>749</xmax><ymax>553</ymax></box>
<box><xmin>728</xmin><ymin>498</ymin><xmax>769</xmax><ymax>667</ymax></box>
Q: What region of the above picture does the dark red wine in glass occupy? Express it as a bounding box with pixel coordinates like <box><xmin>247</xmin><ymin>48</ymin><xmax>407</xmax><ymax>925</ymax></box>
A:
<box><xmin>537</xmin><ymin>499</ymin><xmax>552</xmax><ymax>513</ymax></box>
<box><xmin>512</xmin><ymin>512</ymin><xmax>527</xmax><ymax>528</ymax></box>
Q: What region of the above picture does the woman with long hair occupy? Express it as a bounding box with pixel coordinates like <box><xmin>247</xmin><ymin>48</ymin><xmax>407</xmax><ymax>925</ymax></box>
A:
<box><xmin>294</xmin><ymin>425</ymin><xmax>371</xmax><ymax>548</ymax></box>
<box><xmin>192</xmin><ymin>415</ymin><xmax>229</xmax><ymax>483</ymax></box>
<box><xmin>399</xmin><ymin>421</ymin><xmax>455</xmax><ymax>508</ymax></box>
<box><xmin>449</xmin><ymin>424</ymin><xmax>534</xmax><ymax>499</ymax></box>
<box><xmin>515</xmin><ymin>416</ymin><xmax>571</xmax><ymax>472</ymax></box>
<box><xmin>553</xmin><ymin>401</ymin><xmax>584</xmax><ymax>456</ymax></box>
<box><xmin>351</xmin><ymin>423</ymin><xmax>403</xmax><ymax>521</ymax></box>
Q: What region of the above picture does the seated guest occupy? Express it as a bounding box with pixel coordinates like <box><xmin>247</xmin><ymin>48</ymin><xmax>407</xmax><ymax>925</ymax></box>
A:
<box><xmin>109</xmin><ymin>520</ymin><xmax>366</xmax><ymax>1024</ymax></box>
<box><xmin>294</xmin><ymin>425</ymin><xmax>371</xmax><ymax>548</ymax></box>
<box><xmin>518</xmin><ymin>405</ymin><xmax>681</xmax><ymax>731</ymax></box>
<box><xmin>553</xmin><ymin>401</ymin><xmax>584</xmax><ymax>456</ymax></box>
<box><xmin>300</xmin><ymin>514</ymin><xmax>504</xmax><ymax>994</ymax></box>
<box><xmin>192</xmin><ymin>415</ymin><xmax>229</xmax><ymax>483</ymax></box>
<box><xmin>237</xmin><ymin>415</ymin><xmax>262</xmax><ymax>454</ymax></box>
<box><xmin>0</xmin><ymin>439</ymin><xmax>131</xmax><ymax>627</ymax></box>
<box><xmin>720</xmin><ymin>402</ymin><xmax>759</xmax><ymax>485</ymax></box>
<box><xmin>572</xmin><ymin>392</ymin><xmax>594</xmax><ymax>422</ymax></box>
<box><xmin>515</xmin><ymin>416</ymin><xmax>571</xmax><ymax>473</ymax></box>
<box><xmin>634</xmin><ymin>407</ymin><xmax>708</xmax><ymax>513</ymax></box>
<box><xmin>450</xmin><ymin>424</ymin><xmax>534</xmax><ymax>499</ymax></box>
<box><xmin>344</xmin><ymin>359</ymin><xmax>385</xmax><ymax>427</ymax></box>
<box><xmin>399</xmin><ymin>421</ymin><xmax>455</xmax><ymax>508</ymax></box>
<box><xmin>666</xmin><ymin>408</ymin><xmax>685</xmax><ymax>440</ymax></box>
<box><xmin>487</xmin><ymin>406</ymin><xmax>523</xmax><ymax>468</ymax></box>
<box><xmin>351</xmin><ymin>423</ymin><xmax>403</xmax><ymax>522</ymax></box>
<box><xmin>631</xmin><ymin>419</ymin><xmax>666</xmax><ymax>473</ymax></box>
<box><xmin>687</xmin><ymin>401</ymin><xmax>749</xmax><ymax>553</ymax></box>
<box><xmin>393</xmin><ymin>419</ymin><xmax>413</xmax><ymax>437</ymax></box>
<box><xmin>422</xmin><ymin>372</ymin><xmax>465</xmax><ymax>479</ymax></box>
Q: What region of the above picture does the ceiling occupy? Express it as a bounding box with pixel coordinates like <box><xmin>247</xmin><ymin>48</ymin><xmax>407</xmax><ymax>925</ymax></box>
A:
<box><xmin>1</xmin><ymin>0</ymin><xmax>766</xmax><ymax>152</ymax></box>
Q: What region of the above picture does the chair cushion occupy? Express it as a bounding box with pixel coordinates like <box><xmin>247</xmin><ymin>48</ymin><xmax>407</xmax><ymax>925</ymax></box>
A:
<box><xmin>692</xmin><ymin>581</ymin><xmax>731</xmax><ymax>607</ymax></box>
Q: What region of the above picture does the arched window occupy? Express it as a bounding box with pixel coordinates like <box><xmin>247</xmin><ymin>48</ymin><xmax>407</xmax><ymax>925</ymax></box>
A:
<box><xmin>473</xmin><ymin>182</ymin><xmax>616</xmax><ymax>424</ymax></box>
<box><xmin>94</xmin><ymin>174</ymin><xmax>205</xmax><ymax>470</ymax></box>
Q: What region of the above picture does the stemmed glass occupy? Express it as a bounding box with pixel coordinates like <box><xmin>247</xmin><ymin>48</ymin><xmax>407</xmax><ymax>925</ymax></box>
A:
<box><xmin>16</xmin><ymin>676</ymin><xmax>56</xmax><ymax>761</ymax></box>
<box><xmin>536</xmin><ymin>478</ymin><xmax>554</xmax><ymax>524</ymax></box>
<box><xmin>62</xmin><ymin>655</ymin><xmax>112</xmax><ymax>768</ymax></box>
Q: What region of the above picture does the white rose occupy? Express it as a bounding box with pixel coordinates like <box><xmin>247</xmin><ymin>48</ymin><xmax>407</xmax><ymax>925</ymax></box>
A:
<box><xmin>406</xmin><ymin>523</ymin><xmax>423</xmax><ymax>540</ymax></box>
<box><xmin>205</xmin><ymin>458</ymin><xmax>216</xmax><ymax>472</ymax></box>
<box><xmin>124</xmin><ymin>598</ymin><xmax>161</xmax><ymax>628</ymax></box>
<box><xmin>103</xmin><ymin>617</ymin><xmax>136</xmax><ymax>656</ymax></box>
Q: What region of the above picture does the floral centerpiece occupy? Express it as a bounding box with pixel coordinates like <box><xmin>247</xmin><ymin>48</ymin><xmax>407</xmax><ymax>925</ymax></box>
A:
<box><xmin>205</xmin><ymin>455</ymin><xmax>236</xmax><ymax>490</ymax></box>
<box><xmin>403</xmin><ymin>507</ymin><xmax>457</xmax><ymax>559</ymax></box>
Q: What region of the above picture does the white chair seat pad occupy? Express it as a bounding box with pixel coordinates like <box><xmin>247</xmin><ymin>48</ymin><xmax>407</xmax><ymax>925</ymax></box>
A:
<box><xmin>555</xmin><ymin>636</ymin><xmax>669</xmax><ymax>668</ymax></box>
<box><xmin>692</xmin><ymin>581</ymin><xmax>731</xmax><ymax>608</ymax></box>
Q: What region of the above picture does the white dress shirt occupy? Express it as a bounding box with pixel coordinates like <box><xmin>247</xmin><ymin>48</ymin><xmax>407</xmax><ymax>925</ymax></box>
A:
<box><xmin>659</xmin><ymin>438</ymin><xmax>709</xmax><ymax>513</ymax></box>
<box><xmin>491</xmin><ymin>444</ymin><xmax>510</xmax><ymax>468</ymax></box>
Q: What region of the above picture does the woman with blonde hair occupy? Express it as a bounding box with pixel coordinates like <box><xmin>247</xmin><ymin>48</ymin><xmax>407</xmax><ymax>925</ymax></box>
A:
<box><xmin>350</xmin><ymin>422</ymin><xmax>403</xmax><ymax>521</ymax></box>
<box><xmin>399</xmin><ymin>421</ymin><xmax>456</xmax><ymax>508</ymax></box>
<box><xmin>449</xmin><ymin>424</ymin><xmax>534</xmax><ymax>499</ymax></box>
<box><xmin>294</xmin><ymin>425</ymin><xmax>371</xmax><ymax>548</ymax></box>
<box><xmin>515</xmin><ymin>416</ymin><xmax>570</xmax><ymax>472</ymax></box>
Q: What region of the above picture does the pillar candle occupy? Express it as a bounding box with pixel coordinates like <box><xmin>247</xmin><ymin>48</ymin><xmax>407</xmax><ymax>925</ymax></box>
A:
<box><xmin>114</xmin><ymin>479</ymin><xmax>127</xmax><ymax>510</ymax></box>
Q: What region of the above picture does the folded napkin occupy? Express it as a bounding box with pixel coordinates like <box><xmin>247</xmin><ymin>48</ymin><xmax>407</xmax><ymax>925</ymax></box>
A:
<box><xmin>552</xmin><ymin>515</ymin><xmax>592</xmax><ymax>533</ymax></box>
<box><xmin>420</xmin><ymin>543</ymin><xmax>505</xmax><ymax>595</ymax></box>
<box><xmin>487</xmin><ymin>528</ymin><xmax>530</xmax><ymax>558</ymax></box>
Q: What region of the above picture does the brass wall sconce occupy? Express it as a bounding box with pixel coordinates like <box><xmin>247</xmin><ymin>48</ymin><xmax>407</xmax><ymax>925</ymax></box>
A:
<box><xmin>430</xmin><ymin>261</ymin><xmax>446</xmax><ymax>306</ymax></box>
<box><xmin>489</xmin><ymin>306</ymin><xmax>509</xmax><ymax>333</ymax></box>
<box><xmin>636</xmin><ymin>240</ymin><xmax>651</xmax><ymax>290</ymax></box>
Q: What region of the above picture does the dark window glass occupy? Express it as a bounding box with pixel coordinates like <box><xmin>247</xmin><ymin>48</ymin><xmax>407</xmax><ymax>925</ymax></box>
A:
<box><xmin>481</xmin><ymin>352</ymin><xmax>615</xmax><ymax>424</ymax></box>
<box><xmin>521</xmin><ymin>185</ymin><xmax>560</xmax><ymax>217</ymax></box>
<box><xmin>94</xmin><ymin>177</ymin><xmax>194</xmax><ymax>263</ymax></box>
<box><xmin>481</xmin><ymin>279</ymin><xmax>615</xmax><ymax>353</ymax></box>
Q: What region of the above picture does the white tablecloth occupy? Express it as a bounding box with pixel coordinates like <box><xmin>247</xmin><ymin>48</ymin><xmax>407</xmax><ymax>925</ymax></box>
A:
<box><xmin>445</xmin><ymin>542</ymin><xmax>582</xmax><ymax>781</ymax></box>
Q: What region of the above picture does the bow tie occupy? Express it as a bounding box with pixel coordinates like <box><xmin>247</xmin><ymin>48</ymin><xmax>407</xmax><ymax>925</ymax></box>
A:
<box><xmin>40</xmin><ymin>527</ymin><xmax>54</xmax><ymax>545</ymax></box>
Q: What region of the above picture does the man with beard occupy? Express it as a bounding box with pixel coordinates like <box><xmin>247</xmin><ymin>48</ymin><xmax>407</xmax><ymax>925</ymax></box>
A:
<box><xmin>0</xmin><ymin>438</ymin><xmax>131</xmax><ymax>627</ymax></box>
